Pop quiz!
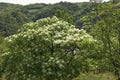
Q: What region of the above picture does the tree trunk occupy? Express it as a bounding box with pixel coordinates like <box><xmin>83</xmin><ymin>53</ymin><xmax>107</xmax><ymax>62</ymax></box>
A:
<box><xmin>112</xmin><ymin>62</ymin><xmax>120</xmax><ymax>80</ymax></box>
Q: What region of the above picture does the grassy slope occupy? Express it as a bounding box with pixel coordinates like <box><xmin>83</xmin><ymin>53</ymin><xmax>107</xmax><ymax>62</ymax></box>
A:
<box><xmin>73</xmin><ymin>72</ymin><xmax>116</xmax><ymax>80</ymax></box>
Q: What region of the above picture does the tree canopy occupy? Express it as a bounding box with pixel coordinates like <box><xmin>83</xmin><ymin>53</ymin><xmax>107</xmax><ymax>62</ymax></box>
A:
<box><xmin>0</xmin><ymin>16</ymin><xmax>96</xmax><ymax>80</ymax></box>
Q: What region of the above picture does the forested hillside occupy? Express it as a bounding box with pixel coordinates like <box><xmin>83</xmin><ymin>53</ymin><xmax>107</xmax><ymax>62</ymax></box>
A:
<box><xmin>0</xmin><ymin>2</ymin><xmax>93</xmax><ymax>36</ymax></box>
<box><xmin>0</xmin><ymin>3</ymin><xmax>31</xmax><ymax>36</ymax></box>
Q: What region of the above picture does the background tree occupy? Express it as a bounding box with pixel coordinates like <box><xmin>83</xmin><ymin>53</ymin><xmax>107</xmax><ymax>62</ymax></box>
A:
<box><xmin>55</xmin><ymin>9</ymin><xmax>74</xmax><ymax>24</ymax></box>
<box><xmin>83</xmin><ymin>2</ymin><xmax>120</xmax><ymax>80</ymax></box>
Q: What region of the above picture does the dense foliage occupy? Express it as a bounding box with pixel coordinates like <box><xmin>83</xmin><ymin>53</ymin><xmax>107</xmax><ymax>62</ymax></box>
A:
<box><xmin>0</xmin><ymin>1</ymin><xmax>120</xmax><ymax>37</ymax></box>
<box><xmin>0</xmin><ymin>17</ymin><xmax>95</xmax><ymax>80</ymax></box>
<box><xmin>82</xmin><ymin>1</ymin><xmax>120</xmax><ymax>79</ymax></box>
<box><xmin>0</xmin><ymin>2</ymin><xmax>93</xmax><ymax>36</ymax></box>
<box><xmin>1</xmin><ymin>1</ymin><xmax>120</xmax><ymax>80</ymax></box>
<box><xmin>0</xmin><ymin>3</ymin><xmax>30</xmax><ymax>36</ymax></box>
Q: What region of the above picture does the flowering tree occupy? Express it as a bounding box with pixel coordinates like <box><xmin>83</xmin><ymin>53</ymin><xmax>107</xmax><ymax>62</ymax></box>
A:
<box><xmin>1</xmin><ymin>16</ymin><xmax>95</xmax><ymax>80</ymax></box>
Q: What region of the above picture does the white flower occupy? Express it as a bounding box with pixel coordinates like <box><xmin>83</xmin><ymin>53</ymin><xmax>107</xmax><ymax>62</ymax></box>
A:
<box><xmin>56</xmin><ymin>60</ymin><xmax>60</xmax><ymax>64</ymax></box>
<box><xmin>23</xmin><ymin>34</ymin><xmax>27</xmax><ymax>38</ymax></box>
<box><xmin>54</xmin><ymin>39</ymin><xmax>62</xmax><ymax>44</ymax></box>
<box><xmin>1</xmin><ymin>52</ymin><xmax>11</xmax><ymax>56</ymax></box>
<box><xmin>8</xmin><ymin>39</ymin><xmax>12</xmax><ymax>42</ymax></box>
<box><xmin>58</xmin><ymin>64</ymin><xmax>64</xmax><ymax>69</ymax></box>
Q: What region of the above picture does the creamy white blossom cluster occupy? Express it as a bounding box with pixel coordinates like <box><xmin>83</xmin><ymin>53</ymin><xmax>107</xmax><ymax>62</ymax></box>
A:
<box><xmin>3</xmin><ymin>17</ymin><xmax>97</xmax><ymax>68</ymax></box>
<box><xmin>3</xmin><ymin>16</ymin><xmax>96</xmax><ymax>80</ymax></box>
<box><xmin>5</xmin><ymin>16</ymin><xmax>96</xmax><ymax>57</ymax></box>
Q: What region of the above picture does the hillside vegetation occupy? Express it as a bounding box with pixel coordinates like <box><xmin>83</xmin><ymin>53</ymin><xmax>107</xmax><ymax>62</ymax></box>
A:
<box><xmin>0</xmin><ymin>2</ymin><xmax>93</xmax><ymax>36</ymax></box>
<box><xmin>0</xmin><ymin>0</ymin><xmax>120</xmax><ymax>80</ymax></box>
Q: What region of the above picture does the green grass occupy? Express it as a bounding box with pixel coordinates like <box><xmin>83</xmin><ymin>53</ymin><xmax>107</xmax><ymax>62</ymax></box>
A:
<box><xmin>73</xmin><ymin>72</ymin><xmax>116</xmax><ymax>80</ymax></box>
<box><xmin>0</xmin><ymin>72</ymin><xmax>117</xmax><ymax>80</ymax></box>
